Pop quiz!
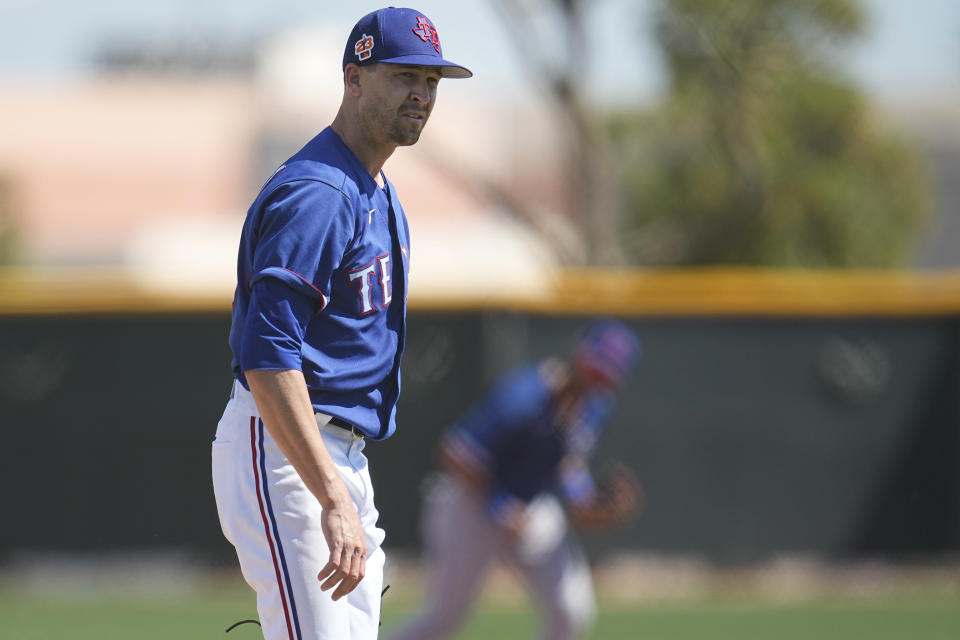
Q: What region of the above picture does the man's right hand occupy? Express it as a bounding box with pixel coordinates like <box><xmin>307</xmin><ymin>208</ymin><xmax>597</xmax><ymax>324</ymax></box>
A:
<box><xmin>317</xmin><ymin>491</ymin><xmax>367</xmax><ymax>600</ymax></box>
<box><xmin>246</xmin><ymin>368</ymin><xmax>369</xmax><ymax>599</ymax></box>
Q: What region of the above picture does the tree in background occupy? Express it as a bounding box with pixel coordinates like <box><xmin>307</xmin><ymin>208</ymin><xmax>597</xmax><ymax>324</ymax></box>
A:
<box><xmin>492</xmin><ymin>0</ymin><xmax>623</xmax><ymax>265</ymax></box>
<box><xmin>609</xmin><ymin>0</ymin><xmax>932</xmax><ymax>267</ymax></box>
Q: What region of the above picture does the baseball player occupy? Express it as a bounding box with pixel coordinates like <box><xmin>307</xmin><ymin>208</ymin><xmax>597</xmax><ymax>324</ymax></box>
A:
<box><xmin>211</xmin><ymin>8</ymin><xmax>471</xmax><ymax>640</ymax></box>
<box><xmin>384</xmin><ymin>320</ymin><xmax>643</xmax><ymax>640</ymax></box>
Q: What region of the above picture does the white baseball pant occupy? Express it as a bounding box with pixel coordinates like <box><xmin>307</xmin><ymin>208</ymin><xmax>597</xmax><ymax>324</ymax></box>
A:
<box><xmin>384</xmin><ymin>474</ymin><xmax>596</xmax><ymax>640</ymax></box>
<box><xmin>212</xmin><ymin>381</ymin><xmax>386</xmax><ymax>640</ymax></box>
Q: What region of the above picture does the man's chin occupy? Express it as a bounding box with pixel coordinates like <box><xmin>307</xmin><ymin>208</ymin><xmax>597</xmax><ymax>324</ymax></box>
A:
<box><xmin>391</xmin><ymin>130</ymin><xmax>423</xmax><ymax>146</ymax></box>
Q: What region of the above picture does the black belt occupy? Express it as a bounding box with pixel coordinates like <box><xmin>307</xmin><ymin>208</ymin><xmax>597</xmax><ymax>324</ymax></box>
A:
<box><xmin>326</xmin><ymin>415</ymin><xmax>365</xmax><ymax>438</ymax></box>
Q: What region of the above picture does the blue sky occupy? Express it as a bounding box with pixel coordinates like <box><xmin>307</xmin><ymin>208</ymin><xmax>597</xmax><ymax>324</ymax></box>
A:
<box><xmin>0</xmin><ymin>0</ymin><xmax>957</xmax><ymax>104</ymax></box>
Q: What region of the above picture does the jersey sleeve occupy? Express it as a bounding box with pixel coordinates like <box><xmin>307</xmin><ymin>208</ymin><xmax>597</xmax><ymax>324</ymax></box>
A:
<box><xmin>557</xmin><ymin>457</ymin><xmax>597</xmax><ymax>506</ymax></box>
<box><xmin>568</xmin><ymin>394</ymin><xmax>615</xmax><ymax>457</ymax></box>
<box><xmin>238</xmin><ymin>276</ymin><xmax>317</xmax><ymax>373</ymax></box>
<box><xmin>248</xmin><ymin>179</ymin><xmax>356</xmax><ymax>306</ymax></box>
<box><xmin>559</xmin><ymin>395</ymin><xmax>615</xmax><ymax>504</ymax></box>
<box><xmin>441</xmin><ymin>367</ymin><xmax>545</xmax><ymax>476</ymax></box>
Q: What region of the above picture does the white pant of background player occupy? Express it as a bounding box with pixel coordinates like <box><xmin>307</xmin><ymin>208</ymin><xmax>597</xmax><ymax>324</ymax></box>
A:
<box><xmin>385</xmin><ymin>474</ymin><xmax>596</xmax><ymax>640</ymax></box>
<box><xmin>212</xmin><ymin>382</ymin><xmax>386</xmax><ymax>640</ymax></box>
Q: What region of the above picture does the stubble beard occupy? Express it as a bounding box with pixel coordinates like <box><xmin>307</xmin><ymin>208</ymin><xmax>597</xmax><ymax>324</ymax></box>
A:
<box><xmin>358</xmin><ymin>109</ymin><xmax>418</xmax><ymax>150</ymax></box>
<box><xmin>361</xmin><ymin>97</ymin><xmax>429</xmax><ymax>148</ymax></box>
<box><xmin>388</xmin><ymin>122</ymin><xmax>422</xmax><ymax>146</ymax></box>
<box><xmin>388</xmin><ymin>107</ymin><xmax>430</xmax><ymax>146</ymax></box>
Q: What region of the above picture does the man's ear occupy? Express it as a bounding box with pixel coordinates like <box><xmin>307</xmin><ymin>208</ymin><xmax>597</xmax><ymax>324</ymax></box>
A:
<box><xmin>344</xmin><ymin>63</ymin><xmax>364</xmax><ymax>96</ymax></box>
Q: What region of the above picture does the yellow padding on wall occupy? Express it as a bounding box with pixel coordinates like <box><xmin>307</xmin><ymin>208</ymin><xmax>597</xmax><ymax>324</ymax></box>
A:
<box><xmin>2</xmin><ymin>267</ymin><xmax>960</xmax><ymax>317</ymax></box>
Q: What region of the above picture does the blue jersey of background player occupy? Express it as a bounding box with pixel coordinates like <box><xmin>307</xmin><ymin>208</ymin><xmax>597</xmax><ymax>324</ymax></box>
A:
<box><xmin>229</xmin><ymin>126</ymin><xmax>410</xmax><ymax>440</ymax></box>
<box><xmin>443</xmin><ymin>360</ymin><xmax>612</xmax><ymax>509</ymax></box>
<box><xmin>385</xmin><ymin>320</ymin><xmax>644</xmax><ymax>640</ymax></box>
<box><xmin>442</xmin><ymin>320</ymin><xmax>642</xmax><ymax>531</ymax></box>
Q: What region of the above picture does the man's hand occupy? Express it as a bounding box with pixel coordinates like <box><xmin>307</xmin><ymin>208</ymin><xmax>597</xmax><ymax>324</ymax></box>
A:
<box><xmin>568</xmin><ymin>462</ymin><xmax>643</xmax><ymax>531</ymax></box>
<box><xmin>317</xmin><ymin>492</ymin><xmax>367</xmax><ymax>600</ymax></box>
<box><xmin>597</xmin><ymin>462</ymin><xmax>643</xmax><ymax>519</ymax></box>
<box><xmin>497</xmin><ymin>505</ymin><xmax>529</xmax><ymax>539</ymax></box>
<box><xmin>246</xmin><ymin>368</ymin><xmax>368</xmax><ymax>600</ymax></box>
<box><xmin>485</xmin><ymin>489</ymin><xmax>529</xmax><ymax>539</ymax></box>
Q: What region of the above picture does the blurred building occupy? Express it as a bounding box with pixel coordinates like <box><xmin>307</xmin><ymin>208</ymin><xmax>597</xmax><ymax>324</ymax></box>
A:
<box><xmin>0</xmin><ymin>77</ymin><xmax>255</xmax><ymax>266</ymax></box>
<box><xmin>0</xmin><ymin>27</ymin><xmax>561</xmax><ymax>301</ymax></box>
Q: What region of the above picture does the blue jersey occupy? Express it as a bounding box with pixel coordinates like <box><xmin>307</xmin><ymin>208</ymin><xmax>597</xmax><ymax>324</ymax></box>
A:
<box><xmin>229</xmin><ymin>127</ymin><xmax>410</xmax><ymax>440</ymax></box>
<box><xmin>442</xmin><ymin>360</ymin><xmax>614</xmax><ymax>503</ymax></box>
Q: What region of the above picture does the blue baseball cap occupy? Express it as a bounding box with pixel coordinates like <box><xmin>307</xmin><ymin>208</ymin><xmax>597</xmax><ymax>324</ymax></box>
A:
<box><xmin>572</xmin><ymin>319</ymin><xmax>642</xmax><ymax>388</ymax></box>
<box><xmin>343</xmin><ymin>7</ymin><xmax>473</xmax><ymax>79</ymax></box>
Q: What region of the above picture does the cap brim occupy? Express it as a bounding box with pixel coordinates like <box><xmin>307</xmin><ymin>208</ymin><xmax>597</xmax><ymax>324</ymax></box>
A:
<box><xmin>379</xmin><ymin>54</ymin><xmax>473</xmax><ymax>79</ymax></box>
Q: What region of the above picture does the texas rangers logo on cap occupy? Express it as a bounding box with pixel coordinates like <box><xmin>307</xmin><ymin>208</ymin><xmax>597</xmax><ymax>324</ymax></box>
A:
<box><xmin>354</xmin><ymin>33</ymin><xmax>375</xmax><ymax>61</ymax></box>
<box><xmin>411</xmin><ymin>16</ymin><xmax>441</xmax><ymax>54</ymax></box>
<box><xmin>342</xmin><ymin>7</ymin><xmax>473</xmax><ymax>79</ymax></box>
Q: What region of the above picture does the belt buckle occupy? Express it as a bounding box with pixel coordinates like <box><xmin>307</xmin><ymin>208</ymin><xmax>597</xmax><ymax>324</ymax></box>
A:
<box><xmin>326</xmin><ymin>415</ymin><xmax>363</xmax><ymax>439</ymax></box>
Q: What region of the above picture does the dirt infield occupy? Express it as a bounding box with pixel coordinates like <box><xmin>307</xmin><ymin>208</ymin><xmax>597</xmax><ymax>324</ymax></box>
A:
<box><xmin>3</xmin><ymin>550</ymin><xmax>958</xmax><ymax>606</ymax></box>
<box><xmin>381</xmin><ymin>552</ymin><xmax>960</xmax><ymax>607</ymax></box>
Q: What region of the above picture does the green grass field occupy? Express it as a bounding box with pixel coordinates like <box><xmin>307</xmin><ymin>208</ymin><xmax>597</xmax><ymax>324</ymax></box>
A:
<box><xmin>1</xmin><ymin>586</ymin><xmax>959</xmax><ymax>640</ymax></box>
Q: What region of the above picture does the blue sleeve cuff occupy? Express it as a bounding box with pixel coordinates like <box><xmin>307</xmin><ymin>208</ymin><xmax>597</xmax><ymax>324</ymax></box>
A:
<box><xmin>239</xmin><ymin>276</ymin><xmax>318</xmax><ymax>372</ymax></box>
<box><xmin>487</xmin><ymin>489</ymin><xmax>524</xmax><ymax>526</ymax></box>
<box><xmin>250</xmin><ymin>266</ymin><xmax>329</xmax><ymax>309</ymax></box>
<box><xmin>559</xmin><ymin>464</ymin><xmax>597</xmax><ymax>506</ymax></box>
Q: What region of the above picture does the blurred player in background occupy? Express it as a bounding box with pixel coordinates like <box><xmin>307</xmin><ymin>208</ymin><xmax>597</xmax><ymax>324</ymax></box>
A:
<box><xmin>385</xmin><ymin>319</ymin><xmax>643</xmax><ymax>640</ymax></box>
<box><xmin>211</xmin><ymin>7</ymin><xmax>471</xmax><ymax>639</ymax></box>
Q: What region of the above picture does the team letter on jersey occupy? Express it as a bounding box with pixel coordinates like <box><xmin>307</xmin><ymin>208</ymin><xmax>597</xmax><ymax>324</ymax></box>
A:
<box><xmin>348</xmin><ymin>253</ymin><xmax>394</xmax><ymax>315</ymax></box>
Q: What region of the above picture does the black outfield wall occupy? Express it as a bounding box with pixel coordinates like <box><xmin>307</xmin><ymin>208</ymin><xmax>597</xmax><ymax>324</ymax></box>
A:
<box><xmin>0</xmin><ymin>309</ymin><xmax>956</xmax><ymax>564</ymax></box>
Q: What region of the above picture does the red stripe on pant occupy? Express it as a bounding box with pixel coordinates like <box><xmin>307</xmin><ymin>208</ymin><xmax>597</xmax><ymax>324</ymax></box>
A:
<box><xmin>250</xmin><ymin>416</ymin><xmax>296</xmax><ymax>640</ymax></box>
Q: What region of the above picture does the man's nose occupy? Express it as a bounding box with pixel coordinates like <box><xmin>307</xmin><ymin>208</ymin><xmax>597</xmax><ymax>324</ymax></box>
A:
<box><xmin>409</xmin><ymin>79</ymin><xmax>433</xmax><ymax>104</ymax></box>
